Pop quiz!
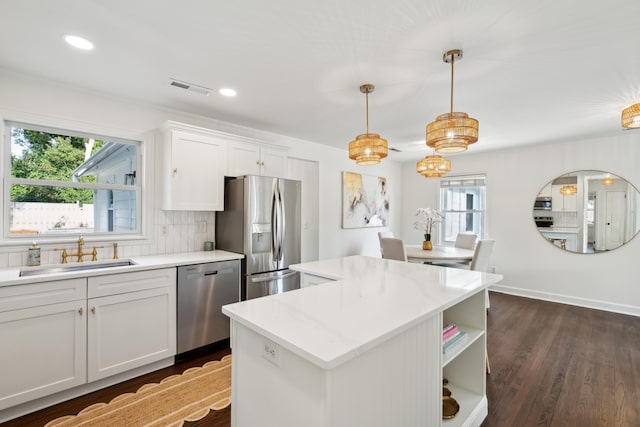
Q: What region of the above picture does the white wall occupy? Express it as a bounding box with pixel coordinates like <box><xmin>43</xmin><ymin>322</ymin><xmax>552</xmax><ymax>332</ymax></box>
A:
<box><xmin>401</xmin><ymin>133</ymin><xmax>640</xmax><ymax>315</ymax></box>
<box><xmin>0</xmin><ymin>69</ymin><xmax>401</xmax><ymax>265</ymax></box>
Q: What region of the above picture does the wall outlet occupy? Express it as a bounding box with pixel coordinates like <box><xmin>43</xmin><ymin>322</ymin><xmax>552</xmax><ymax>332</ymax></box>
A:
<box><xmin>261</xmin><ymin>339</ymin><xmax>281</xmax><ymax>367</ymax></box>
<box><xmin>196</xmin><ymin>221</ymin><xmax>207</xmax><ymax>233</ymax></box>
<box><xmin>490</xmin><ymin>266</ymin><xmax>497</xmax><ymax>273</ymax></box>
<box><xmin>160</xmin><ymin>225</ymin><xmax>167</xmax><ymax>236</ymax></box>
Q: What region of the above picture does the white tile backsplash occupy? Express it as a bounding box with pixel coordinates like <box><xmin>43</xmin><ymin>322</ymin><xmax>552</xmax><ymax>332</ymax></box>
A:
<box><xmin>0</xmin><ymin>208</ymin><xmax>217</xmax><ymax>268</ymax></box>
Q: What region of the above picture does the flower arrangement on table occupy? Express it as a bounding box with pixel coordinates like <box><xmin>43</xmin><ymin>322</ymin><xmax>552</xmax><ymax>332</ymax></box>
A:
<box><xmin>413</xmin><ymin>207</ymin><xmax>443</xmax><ymax>250</ymax></box>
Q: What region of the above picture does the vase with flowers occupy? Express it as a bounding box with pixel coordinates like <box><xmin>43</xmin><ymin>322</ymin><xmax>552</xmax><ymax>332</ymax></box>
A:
<box><xmin>413</xmin><ymin>207</ymin><xmax>443</xmax><ymax>250</ymax></box>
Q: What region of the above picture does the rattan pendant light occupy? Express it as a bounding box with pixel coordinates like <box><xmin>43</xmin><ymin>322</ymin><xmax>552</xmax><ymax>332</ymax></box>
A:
<box><xmin>416</xmin><ymin>150</ymin><xmax>451</xmax><ymax>178</ymax></box>
<box><xmin>348</xmin><ymin>84</ymin><xmax>388</xmax><ymax>165</ymax></box>
<box><xmin>622</xmin><ymin>103</ymin><xmax>640</xmax><ymax>129</ymax></box>
<box><xmin>559</xmin><ymin>185</ymin><xmax>577</xmax><ymax>196</ymax></box>
<box><xmin>426</xmin><ymin>49</ymin><xmax>478</xmax><ymax>154</ymax></box>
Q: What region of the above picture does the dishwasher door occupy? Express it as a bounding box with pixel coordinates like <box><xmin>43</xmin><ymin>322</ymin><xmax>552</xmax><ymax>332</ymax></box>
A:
<box><xmin>177</xmin><ymin>260</ymin><xmax>240</xmax><ymax>354</ymax></box>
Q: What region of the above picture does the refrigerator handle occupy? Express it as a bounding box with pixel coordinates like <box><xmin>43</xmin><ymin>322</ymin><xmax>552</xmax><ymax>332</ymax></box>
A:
<box><xmin>271</xmin><ymin>184</ymin><xmax>281</xmax><ymax>262</ymax></box>
<box><xmin>276</xmin><ymin>184</ymin><xmax>285</xmax><ymax>263</ymax></box>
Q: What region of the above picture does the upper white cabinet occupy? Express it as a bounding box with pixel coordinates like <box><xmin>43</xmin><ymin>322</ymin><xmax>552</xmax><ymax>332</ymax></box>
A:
<box><xmin>159</xmin><ymin>122</ymin><xmax>227</xmax><ymax>211</ymax></box>
<box><xmin>227</xmin><ymin>140</ymin><xmax>287</xmax><ymax>178</ymax></box>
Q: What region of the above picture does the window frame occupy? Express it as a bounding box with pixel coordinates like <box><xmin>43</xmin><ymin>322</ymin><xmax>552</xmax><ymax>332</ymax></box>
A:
<box><xmin>1</xmin><ymin>118</ymin><xmax>153</xmax><ymax>246</ymax></box>
<box><xmin>438</xmin><ymin>174</ymin><xmax>487</xmax><ymax>245</ymax></box>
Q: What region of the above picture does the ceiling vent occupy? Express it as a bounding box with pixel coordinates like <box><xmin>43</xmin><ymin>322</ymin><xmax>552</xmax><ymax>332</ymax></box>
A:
<box><xmin>169</xmin><ymin>78</ymin><xmax>211</xmax><ymax>96</ymax></box>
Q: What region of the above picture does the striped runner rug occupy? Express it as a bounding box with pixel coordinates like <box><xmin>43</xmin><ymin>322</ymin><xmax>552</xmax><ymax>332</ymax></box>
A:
<box><xmin>44</xmin><ymin>355</ymin><xmax>232</xmax><ymax>427</ymax></box>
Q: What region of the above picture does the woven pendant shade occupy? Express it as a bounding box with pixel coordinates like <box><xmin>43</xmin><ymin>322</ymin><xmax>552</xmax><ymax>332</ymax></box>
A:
<box><xmin>621</xmin><ymin>103</ymin><xmax>640</xmax><ymax>129</ymax></box>
<box><xmin>349</xmin><ymin>133</ymin><xmax>388</xmax><ymax>165</ymax></box>
<box><xmin>426</xmin><ymin>49</ymin><xmax>478</xmax><ymax>154</ymax></box>
<box><xmin>601</xmin><ymin>176</ymin><xmax>614</xmax><ymax>185</ymax></box>
<box><xmin>416</xmin><ymin>154</ymin><xmax>451</xmax><ymax>178</ymax></box>
<box><xmin>426</xmin><ymin>112</ymin><xmax>479</xmax><ymax>153</ymax></box>
<box><xmin>560</xmin><ymin>185</ymin><xmax>577</xmax><ymax>196</ymax></box>
<box><xmin>348</xmin><ymin>84</ymin><xmax>388</xmax><ymax>165</ymax></box>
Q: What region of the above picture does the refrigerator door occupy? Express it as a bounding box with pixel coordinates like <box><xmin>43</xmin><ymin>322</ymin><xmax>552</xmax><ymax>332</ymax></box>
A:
<box><xmin>244</xmin><ymin>176</ymin><xmax>301</xmax><ymax>275</ymax></box>
<box><xmin>246</xmin><ymin>269</ymin><xmax>300</xmax><ymax>300</ymax></box>
<box><xmin>244</xmin><ymin>176</ymin><xmax>278</xmax><ymax>275</ymax></box>
<box><xmin>277</xmin><ymin>177</ymin><xmax>301</xmax><ymax>270</ymax></box>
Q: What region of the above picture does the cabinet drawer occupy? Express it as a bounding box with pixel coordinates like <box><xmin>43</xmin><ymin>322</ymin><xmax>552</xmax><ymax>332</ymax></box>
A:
<box><xmin>0</xmin><ymin>278</ymin><xmax>87</xmax><ymax>312</ymax></box>
<box><xmin>88</xmin><ymin>268</ymin><xmax>176</xmax><ymax>298</ymax></box>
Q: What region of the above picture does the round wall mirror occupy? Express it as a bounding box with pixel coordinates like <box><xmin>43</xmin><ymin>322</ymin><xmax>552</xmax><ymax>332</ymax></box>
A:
<box><xmin>533</xmin><ymin>170</ymin><xmax>640</xmax><ymax>253</ymax></box>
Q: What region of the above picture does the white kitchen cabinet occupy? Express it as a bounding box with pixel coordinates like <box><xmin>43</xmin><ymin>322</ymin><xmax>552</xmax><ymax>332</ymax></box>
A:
<box><xmin>87</xmin><ymin>268</ymin><xmax>176</xmax><ymax>382</ymax></box>
<box><xmin>160</xmin><ymin>122</ymin><xmax>227</xmax><ymax>211</ymax></box>
<box><xmin>0</xmin><ymin>279</ymin><xmax>87</xmax><ymax>410</ymax></box>
<box><xmin>227</xmin><ymin>140</ymin><xmax>287</xmax><ymax>178</ymax></box>
<box><xmin>537</xmin><ymin>183</ymin><xmax>552</xmax><ymax>198</ymax></box>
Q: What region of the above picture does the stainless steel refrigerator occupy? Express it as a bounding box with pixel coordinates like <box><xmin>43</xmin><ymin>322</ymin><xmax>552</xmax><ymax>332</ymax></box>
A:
<box><xmin>216</xmin><ymin>175</ymin><xmax>301</xmax><ymax>300</ymax></box>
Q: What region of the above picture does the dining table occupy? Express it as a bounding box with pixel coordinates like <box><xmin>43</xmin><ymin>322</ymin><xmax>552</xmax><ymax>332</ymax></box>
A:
<box><xmin>404</xmin><ymin>244</ymin><xmax>474</xmax><ymax>264</ymax></box>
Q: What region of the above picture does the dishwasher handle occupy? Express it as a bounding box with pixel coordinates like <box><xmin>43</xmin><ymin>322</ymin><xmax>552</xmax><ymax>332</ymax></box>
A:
<box><xmin>185</xmin><ymin>268</ymin><xmax>234</xmax><ymax>280</ymax></box>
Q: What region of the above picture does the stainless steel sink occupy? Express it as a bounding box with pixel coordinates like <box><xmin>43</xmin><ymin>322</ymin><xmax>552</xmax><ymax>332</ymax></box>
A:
<box><xmin>19</xmin><ymin>260</ymin><xmax>136</xmax><ymax>277</ymax></box>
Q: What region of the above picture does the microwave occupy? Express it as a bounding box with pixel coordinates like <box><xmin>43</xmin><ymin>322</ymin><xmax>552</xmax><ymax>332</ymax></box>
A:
<box><xmin>534</xmin><ymin>197</ymin><xmax>552</xmax><ymax>210</ymax></box>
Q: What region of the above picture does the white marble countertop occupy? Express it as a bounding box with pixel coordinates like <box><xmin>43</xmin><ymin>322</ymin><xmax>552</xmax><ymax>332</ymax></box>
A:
<box><xmin>0</xmin><ymin>250</ymin><xmax>244</xmax><ymax>287</ymax></box>
<box><xmin>222</xmin><ymin>255</ymin><xmax>503</xmax><ymax>369</ymax></box>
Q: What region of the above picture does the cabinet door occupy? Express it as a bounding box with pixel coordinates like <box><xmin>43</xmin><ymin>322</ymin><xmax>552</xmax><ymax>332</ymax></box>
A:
<box><xmin>0</xmin><ymin>300</ymin><xmax>87</xmax><ymax>410</ymax></box>
<box><xmin>87</xmin><ymin>286</ymin><xmax>176</xmax><ymax>382</ymax></box>
<box><xmin>227</xmin><ymin>141</ymin><xmax>261</xmax><ymax>176</ymax></box>
<box><xmin>165</xmin><ymin>130</ymin><xmax>226</xmax><ymax>211</ymax></box>
<box><xmin>260</xmin><ymin>148</ymin><xmax>287</xmax><ymax>178</ymax></box>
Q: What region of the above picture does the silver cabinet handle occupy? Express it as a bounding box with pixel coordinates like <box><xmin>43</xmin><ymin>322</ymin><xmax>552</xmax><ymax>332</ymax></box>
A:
<box><xmin>78</xmin><ymin>307</ymin><xmax>83</xmax><ymax>315</ymax></box>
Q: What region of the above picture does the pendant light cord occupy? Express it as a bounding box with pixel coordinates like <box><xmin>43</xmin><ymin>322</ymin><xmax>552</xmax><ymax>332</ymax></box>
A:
<box><xmin>449</xmin><ymin>52</ymin><xmax>455</xmax><ymax>114</ymax></box>
<box><xmin>365</xmin><ymin>89</ymin><xmax>369</xmax><ymax>134</ymax></box>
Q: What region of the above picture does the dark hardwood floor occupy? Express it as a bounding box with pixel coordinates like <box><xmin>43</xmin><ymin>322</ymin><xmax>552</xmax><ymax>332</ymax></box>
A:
<box><xmin>483</xmin><ymin>292</ymin><xmax>640</xmax><ymax>427</ymax></box>
<box><xmin>3</xmin><ymin>292</ymin><xmax>640</xmax><ymax>426</ymax></box>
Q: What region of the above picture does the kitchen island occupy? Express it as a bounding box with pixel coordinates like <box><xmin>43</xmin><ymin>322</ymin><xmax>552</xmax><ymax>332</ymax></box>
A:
<box><xmin>222</xmin><ymin>255</ymin><xmax>503</xmax><ymax>427</ymax></box>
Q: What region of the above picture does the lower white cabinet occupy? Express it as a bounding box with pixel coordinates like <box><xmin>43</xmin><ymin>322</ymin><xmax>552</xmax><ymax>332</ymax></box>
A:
<box><xmin>0</xmin><ymin>268</ymin><xmax>176</xmax><ymax>412</ymax></box>
<box><xmin>0</xmin><ymin>279</ymin><xmax>87</xmax><ymax>410</ymax></box>
<box><xmin>87</xmin><ymin>268</ymin><xmax>177</xmax><ymax>382</ymax></box>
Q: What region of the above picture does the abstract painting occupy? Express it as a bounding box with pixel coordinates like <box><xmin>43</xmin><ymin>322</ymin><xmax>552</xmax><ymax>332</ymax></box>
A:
<box><xmin>342</xmin><ymin>171</ymin><xmax>389</xmax><ymax>228</ymax></box>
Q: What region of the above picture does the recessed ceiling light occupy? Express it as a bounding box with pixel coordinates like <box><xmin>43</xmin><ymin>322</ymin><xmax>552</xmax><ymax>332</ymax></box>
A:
<box><xmin>219</xmin><ymin>88</ymin><xmax>237</xmax><ymax>97</ymax></box>
<box><xmin>64</xmin><ymin>35</ymin><xmax>94</xmax><ymax>51</ymax></box>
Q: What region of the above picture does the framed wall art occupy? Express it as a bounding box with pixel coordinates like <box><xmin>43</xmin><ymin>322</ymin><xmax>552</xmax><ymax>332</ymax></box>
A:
<box><xmin>342</xmin><ymin>171</ymin><xmax>389</xmax><ymax>228</ymax></box>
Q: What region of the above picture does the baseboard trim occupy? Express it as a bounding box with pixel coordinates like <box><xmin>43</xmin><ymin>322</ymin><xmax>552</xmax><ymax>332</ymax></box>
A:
<box><xmin>489</xmin><ymin>284</ymin><xmax>640</xmax><ymax>317</ymax></box>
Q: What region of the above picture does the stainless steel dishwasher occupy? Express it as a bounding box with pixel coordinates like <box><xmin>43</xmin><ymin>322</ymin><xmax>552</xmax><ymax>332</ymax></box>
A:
<box><xmin>177</xmin><ymin>260</ymin><xmax>240</xmax><ymax>354</ymax></box>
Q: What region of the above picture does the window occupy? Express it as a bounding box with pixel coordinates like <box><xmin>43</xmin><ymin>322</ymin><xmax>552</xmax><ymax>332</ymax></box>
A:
<box><xmin>5</xmin><ymin>121</ymin><xmax>140</xmax><ymax>238</ymax></box>
<box><xmin>439</xmin><ymin>174</ymin><xmax>486</xmax><ymax>244</ymax></box>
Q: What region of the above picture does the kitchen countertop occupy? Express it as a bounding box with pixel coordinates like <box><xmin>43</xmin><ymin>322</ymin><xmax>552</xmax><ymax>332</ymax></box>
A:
<box><xmin>538</xmin><ymin>227</ymin><xmax>580</xmax><ymax>233</ymax></box>
<box><xmin>222</xmin><ymin>255</ymin><xmax>503</xmax><ymax>369</ymax></box>
<box><xmin>0</xmin><ymin>250</ymin><xmax>244</xmax><ymax>287</ymax></box>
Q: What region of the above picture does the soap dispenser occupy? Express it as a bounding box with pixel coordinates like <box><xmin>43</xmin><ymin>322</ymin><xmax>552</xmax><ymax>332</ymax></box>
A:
<box><xmin>27</xmin><ymin>241</ymin><xmax>41</xmax><ymax>266</ymax></box>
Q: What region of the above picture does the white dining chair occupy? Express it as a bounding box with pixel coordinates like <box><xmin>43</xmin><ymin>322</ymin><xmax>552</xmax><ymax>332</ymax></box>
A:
<box><xmin>380</xmin><ymin>237</ymin><xmax>407</xmax><ymax>262</ymax></box>
<box><xmin>378</xmin><ymin>231</ymin><xmax>394</xmax><ymax>256</ymax></box>
<box><xmin>454</xmin><ymin>233</ymin><xmax>477</xmax><ymax>250</ymax></box>
<box><xmin>469</xmin><ymin>239</ymin><xmax>495</xmax><ymax>272</ymax></box>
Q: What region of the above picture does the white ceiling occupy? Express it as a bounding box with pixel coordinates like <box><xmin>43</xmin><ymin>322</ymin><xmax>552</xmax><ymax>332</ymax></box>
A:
<box><xmin>1</xmin><ymin>0</ymin><xmax>639</xmax><ymax>162</ymax></box>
